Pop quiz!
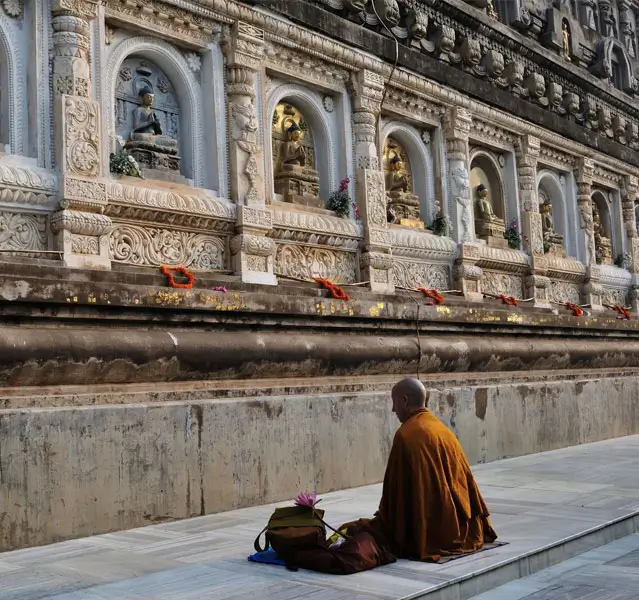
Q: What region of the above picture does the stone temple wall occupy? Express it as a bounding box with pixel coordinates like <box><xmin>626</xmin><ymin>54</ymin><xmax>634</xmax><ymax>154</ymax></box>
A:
<box><xmin>2</xmin><ymin>0</ymin><xmax>639</xmax><ymax>550</ymax></box>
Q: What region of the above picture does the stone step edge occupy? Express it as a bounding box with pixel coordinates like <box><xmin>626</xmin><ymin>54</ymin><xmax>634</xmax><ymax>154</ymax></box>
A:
<box><xmin>398</xmin><ymin>510</ymin><xmax>639</xmax><ymax>600</ymax></box>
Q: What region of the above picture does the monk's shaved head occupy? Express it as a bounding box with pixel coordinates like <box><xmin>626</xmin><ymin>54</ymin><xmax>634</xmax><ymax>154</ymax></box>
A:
<box><xmin>391</xmin><ymin>378</ymin><xmax>429</xmax><ymax>423</ymax></box>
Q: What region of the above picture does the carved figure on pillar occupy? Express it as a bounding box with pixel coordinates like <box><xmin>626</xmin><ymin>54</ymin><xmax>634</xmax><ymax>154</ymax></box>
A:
<box><xmin>272</xmin><ymin>103</ymin><xmax>321</xmax><ymax>208</ymax></box>
<box><xmin>223</xmin><ymin>22</ymin><xmax>276</xmax><ymax>286</ymax></box>
<box><xmin>383</xmin><ymin>138</ymin><xmax>422</xmax><ymax>227</ymax></box>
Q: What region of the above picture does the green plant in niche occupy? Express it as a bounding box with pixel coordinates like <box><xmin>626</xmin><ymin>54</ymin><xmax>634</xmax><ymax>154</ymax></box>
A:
<box><xmin>327</xmin><ymin>177</ymin><xmax>352</xmax><ymax>218</ymax></box>
<box><xmin>505</xmin><ymin>220</ymin><xmax>522</xmax><ymax>250</ymax></box>
<box><xmin>615</xmin><ymin>252</ymin><xmax>632</xmax><ymax>270</ymax></box>
<box><xmin>430</xmin><ymin>215</ymin><xmax>452</xmax><ymax>237</ymax></box>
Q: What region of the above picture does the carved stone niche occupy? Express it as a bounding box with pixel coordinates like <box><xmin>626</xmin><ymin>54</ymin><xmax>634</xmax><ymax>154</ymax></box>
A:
<box><xmin>271</xmin><ymin>101</ymin><xmax>322</xmax><ymax>209</ymax></box>
<box><xmin>470</xmin><ymin>153</ymin><xmax>507</xmax><ymax>249</ymax></box>
<box><xmin>115</xmin><ymin>57</ymin><xmax>186</xmax><ymax>184</ymax></box>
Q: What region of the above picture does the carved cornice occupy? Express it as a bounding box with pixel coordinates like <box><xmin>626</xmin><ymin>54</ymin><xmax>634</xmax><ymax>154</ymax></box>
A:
<box><xmin>0</xmin><ymin>164</ymin><xmax>58</xmax><ymax>210</ymax></box>
<box><xmin>538</xmin><ymin>144</ymin><xmax>576</xmax><ymax>171</ymax></box>
<box><xmin>600</xmin><ymin>264</ymin><xmax>632</xmax><ymax>288</ymax></box>
<box><xmin>107</xmin><ymin>181</ymin><xmax>237</xmax><ymax>220</ymax></box>
<box><xmin>390</xmin><ymin>227</ymin><xmax>457</xmax><ymax>262</ymax></box>
<box><xmin>475</xmin><ymin>244</ymin><xmax>530</xmax><ymax>274</ymax></box>
<box><xmin>105</xmin><ymin>0</ymin><xmax>220</xmax><ymax>47</ymax></box>
<box><xmin>272</xmin><ymin>206</ymin><xmax>362</xmax><ymax>239</ymax></box>
<box><xmin>593</xmin><ymin>164</ymin><xmax>623</xmax><ymax>189</ymax></box>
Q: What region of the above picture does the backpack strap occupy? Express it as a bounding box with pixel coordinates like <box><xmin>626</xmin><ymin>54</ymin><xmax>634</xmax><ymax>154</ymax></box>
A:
<box><xmin>313</xmin><ymin>510</ymin><xmax>350</xmax><ymax>540</ymax></box>
<box><xmin>254</xmin><ymin>526</ymin><xmax>269</xmax><ymax>553</ymax></box>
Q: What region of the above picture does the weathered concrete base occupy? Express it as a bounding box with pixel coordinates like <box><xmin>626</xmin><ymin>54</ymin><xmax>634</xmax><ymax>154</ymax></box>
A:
<box><xmin>1</xmin><ymin>371</ymin><xmax>639</xmax><ymax>552</ymax></box>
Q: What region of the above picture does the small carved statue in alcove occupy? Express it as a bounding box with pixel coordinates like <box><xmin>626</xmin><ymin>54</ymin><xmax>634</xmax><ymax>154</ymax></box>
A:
<box><xmin>383</xmin><ymin>139</ymin><xmax>422</xmax><ymax>227</ymax></box>
<box><xmin>539</xmin><ymin>198</ymin><xmax>566</xmax><ymax>256</ymax></box>
<box><xmin>561</xmin><ymin>21</ymin><xmax>571</xmax><ymax>61</ymax></box>
<box><xmin>474</xmin><ymin>183</ymin><xmax>507</xmax><ymax>247</ymax></box>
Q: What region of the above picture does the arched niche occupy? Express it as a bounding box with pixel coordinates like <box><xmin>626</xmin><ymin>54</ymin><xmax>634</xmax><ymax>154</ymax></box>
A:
<box><xmin>537</xmin><ymin>170</ymin><xmax>573</xmax><ymax>256</ymax></box>
<box><xmin>0</xmin><ymin>12</ymin><xmax>24</xmax><ymax>155</ymax></box>
<box><xmin>104</xmin><ymin>37</ymin><xmax>204</xmax><ymax>186</ymax></box>
<box><xmin>469</xmin><ymin>152</ymin><xmax>505</xmax><ymax>222</ymax></box>
<box><xmin>593</xmin><ymin>38</ymin><xmax>635</xmax><ymax>92</ymax></box>
<box><xmin>266</xmin><ymin>85</ymin><xmax>334</xmax><ymax>205</ymax></box>
<box><xmin>591</xmin><ymin>189</ymin><xmax>617</xmax><ymax>265</ymax></box>
<box><xmin>380</xmin><ymin>122</ymin><xmax>435</xmax><ymax>226</ymax></box>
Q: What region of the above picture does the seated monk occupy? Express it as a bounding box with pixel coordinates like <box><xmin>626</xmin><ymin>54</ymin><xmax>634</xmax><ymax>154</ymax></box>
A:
<box><xmin>341</xmin><ymin>378</ymin><xmax>497</xmax><ymax>562</ymax></box>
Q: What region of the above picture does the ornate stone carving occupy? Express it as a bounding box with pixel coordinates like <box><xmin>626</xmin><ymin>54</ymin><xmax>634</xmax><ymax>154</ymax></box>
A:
<box><xmin>392</xmin><ymin>260</ymin><xmax>450</xmax><ymax>291</ymax></box>
<box><xmin>363</xmin><ymin>169</ymin><xmax>387</xmax><ymax>228</ymax></box>
<box><xmin>549</xmin><ymin>280</ymin><xmax>581</xmax><ymax>304</ymax></box>
<box><xmin>483</xmin><ymin>271</ymin><xmax>524</xmax><ymax>298</ymax></box>
<box><xmin>0</xmin><ymin>212</ymin><xmax>47</xmax><ymax>251</ymax></box>
<box><xmin>71</xmin><ymin>234</ymin><xmax>99</xmax><ymax>255</ymax></box>
<box><xmin>275</xmin><ymin>244</ymin><xmax>357</xmax><ymax>283</ymax></box>
<box><xmin>451</xmin><ymin>166</ymin><xmax>472</xmax><ymax>243</ymax></box>
<box><xmin>50</xmin><ymin>211</ymin><xmax>112</xmax><ymax>238</ymax></box>
<box><xmin>0</xmin><ymin>165</ymin><xmax>58</xmax><ymax>208</ymax></box>
<box><xmin>62</xmin><ymin>97</ymin><xmax>101</xmax><ymax>178</ymax></box>
<box><xmin>109</xmin><ymin>224</ymin><xmax>225</xmax><ymax>269</ymax></box>
<box><xmin>1</xmin><ymin>0</ymin><xmax>22</xmax><ymax>18</ymax></box>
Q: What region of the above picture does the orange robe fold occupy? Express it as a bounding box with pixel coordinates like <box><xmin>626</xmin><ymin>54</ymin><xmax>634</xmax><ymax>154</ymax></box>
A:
<box><xmin>374</xmin><ymin>408</ymin><xmax>497</xmax><ymax>562</ymax></box>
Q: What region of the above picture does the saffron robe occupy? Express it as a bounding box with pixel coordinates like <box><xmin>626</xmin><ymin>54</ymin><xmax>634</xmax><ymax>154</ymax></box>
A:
<box><xmin>374</xmin><ymin>408</ymin><xmax>497</xmax><ymax>562</ymax></box>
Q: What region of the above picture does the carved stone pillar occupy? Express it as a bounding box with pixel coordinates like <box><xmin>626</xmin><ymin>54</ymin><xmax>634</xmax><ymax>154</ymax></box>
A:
<box><xmin>575</xmin><ymin>158</ymin><xmax>603</xmax><ymax>311</ymax></box>
<box><xmin>51</xmin><ymin>0</ymin><xmax>112</xmax><ymax>270</ymax></box>
<box><xmin>516</xmin><ymin>135</ymin><xmax>549</xmax><ymax>307</ymax></box>
<box><xmin>622</xmin><ymin>175</ymin><xmax>639</xmax><ymax>311</ymax></box>
<box><xmin>445</xmin><ymin>107</ymin><xmax>481</xmax><ymax>301</ymax></box>
<box><xmin>223</xmin><ymin>22</ymin><xmax>276</xmax><ymax>285</ymax></box>
<box><xmin>350</xmin><ymin>69</ymin><xmax>393</xmax><ymax>293</ymax></box>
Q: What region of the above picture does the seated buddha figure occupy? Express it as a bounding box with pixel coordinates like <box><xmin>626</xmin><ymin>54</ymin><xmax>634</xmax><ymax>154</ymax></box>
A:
<box><xmin>129</xmin><ymin>87</ymin><xmax>178</xmax><ymax>150</ymax></box>
<box><xmin>278</xmin><ymin>122</ymin><xmax>306</xmax><ymax>170</ymax></box>
<box><xmin>473</xmin><ymin>183</ymin><xmax>506</xmax><ymax>246</ymax></box>
<box><xmin>593</xmin><ymin>209</ymin><xmax>613</xmax><ymax>264</ymax></box>
<box><xmin>385</xmin><ymin>154</ymin><xmax>420</xmax><ymax>225</ymax></box>
<box><xmin>540</xmin><ymin>200</ymin><xmax>565</xmax><ymax>256</ymax></box>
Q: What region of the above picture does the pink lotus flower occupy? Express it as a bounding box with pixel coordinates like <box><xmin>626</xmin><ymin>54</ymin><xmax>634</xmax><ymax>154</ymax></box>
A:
<box><xmin>295</xmin><ymin>491</ymin><xmax>320</xmax><ymax>508</ymax></box>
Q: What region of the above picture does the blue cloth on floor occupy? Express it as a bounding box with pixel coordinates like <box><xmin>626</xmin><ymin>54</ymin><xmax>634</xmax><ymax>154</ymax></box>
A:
<box><xmin>248</xmin><ymin>548</ymin><xmax>286</xmax><ymax>567</ymax></box>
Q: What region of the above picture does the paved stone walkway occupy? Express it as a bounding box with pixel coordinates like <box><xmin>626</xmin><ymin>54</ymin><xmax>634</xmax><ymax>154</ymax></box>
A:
<box><xmin>469</xmin><ymin>533</ymin><xmax>639</xmax><ymax>600</ymax></box>
<box><xmin>1</xmin><ymin>436</ymin><xmax>638</xmax><ymax>600</ymax></box>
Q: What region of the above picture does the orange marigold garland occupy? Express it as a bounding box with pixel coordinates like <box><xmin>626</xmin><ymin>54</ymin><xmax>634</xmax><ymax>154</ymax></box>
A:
<box><xmin>314</xmin><ymin>278</ymin><xmax>350</xmax><ymax>301</ymax></box>
<box><xmin>498</xmin><ymin>294</ymin><xmax>518</xmax><ymax>307</ymax></box>
<box><xmin>613</xmin><ymin>304</ymin><xmax>631</xmax><ymax>320</ymax></box>
<box><xmin>565</xmin><ymin>301</ymin><xmax>583</xmax><ymax>317</ymax></box>
<box><xmin>160</xmin><ymin>265</ymin><xmax>195</xmax><ymax>289</ymax></box>
<box><xmin>416</xmin><ymin>287</ymin><xmax>444</xmax><ymax>304</ymax></box>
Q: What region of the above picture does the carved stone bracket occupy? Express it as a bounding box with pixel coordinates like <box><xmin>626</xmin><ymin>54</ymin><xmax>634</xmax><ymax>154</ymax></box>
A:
<box><xmin>454</xmin><ymin>244</ymin><xmax>483</xmax><ymax>302</ymax></box>
<box><xmin>231</xmin><ymin>206</ymin><xmax>277</xmax><ymax>285</ymax></box>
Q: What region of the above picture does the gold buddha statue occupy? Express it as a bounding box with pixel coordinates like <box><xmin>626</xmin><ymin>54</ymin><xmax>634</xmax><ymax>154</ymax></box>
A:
<box><xmin>562</xmin><ymin>21</ymin><xmax>571</xmax><ymax>61</ymax></box>
<box><xmin>273</xmin><ymin>120</ymin><xmax>321</xmax><ymax>208</ymax></box>
<box><xmin>384</xmin><ymin>153</ymin><xmax>422</xmax><ymax>227</ymax></box>
<box><xmin>474</xmin><ymin>183</ymin><xmax>506</xmax><ymax>247</ymax></box>
<box><xmin>593</xmin><ymin>209</ymin><xmax>613</xmax><ymax>264</ymax></box>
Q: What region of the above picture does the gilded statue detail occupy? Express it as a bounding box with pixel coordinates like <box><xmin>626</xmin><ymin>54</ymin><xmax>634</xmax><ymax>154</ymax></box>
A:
<box><xmin>272</xmin><ymin>102</ymin><xmax>321</xmax><ymax>208</ymax></box>
<box><xmin>383</xmin><ymin>138</ymin><xmax>422</xmax><ymax>227</ymax></box>
<box><xmin>473</xmin><ymin>182</ymin><xmax>507</xmax><ymax>248</ymax></box>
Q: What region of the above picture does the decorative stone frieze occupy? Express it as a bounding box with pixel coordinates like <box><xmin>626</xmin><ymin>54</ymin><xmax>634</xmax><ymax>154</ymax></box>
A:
<box><xmin>223</xmin><ymin>22</ymin><xmax>276</xmax><ymax>285</ymax></box>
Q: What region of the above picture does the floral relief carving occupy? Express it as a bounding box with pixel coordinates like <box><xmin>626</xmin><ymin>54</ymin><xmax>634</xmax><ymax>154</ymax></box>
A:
<box><xmin>548</xmin><ymin>280</ymin><xmax>581</xmax><ymax>304</ymax></box>
<box><xmin>392</xmin><ymin>261</ymin><xmax>450</xmax><ymax>290</ymax></box>
<box><xmin>603</xmin><ymin>287</ymin><xmax>629</xmax><ymax>306</ymax></box>
<box><xmin>482</xmin><ymin>271</ymin><xmax>524</xmax><ymax>298</ymax></box>
<box><xmin>64</xmin><ymin>98</ymin><xmax>100</xmax><ymax>178</ymax></box>
<box><xmin>108</xmin><ymin>225</ymin><xmax>226</xmax><ymax>269</ymax></box>
<box><xmin>71</xmin><ymin>234</ymin><xmax>99</xmax><ymax>255</ymax></box>
<box><xmin>275</xmin><ymin>244</ymin><xmax>357</xmax><ymax>283</ymax></box>
<box><xmin>0</xmin><ymin>212</ymin><xmax>47</xmax><ymax>251</ymax></box>
<box><xmin>364</xmin><ymin>170</ymin><xmax>387</xmax><ymax>228</ymax></box>
<box><xmin>1</xmin><ymin>0</ymin><xmax>22</xmax><ymax>18</ymax></box>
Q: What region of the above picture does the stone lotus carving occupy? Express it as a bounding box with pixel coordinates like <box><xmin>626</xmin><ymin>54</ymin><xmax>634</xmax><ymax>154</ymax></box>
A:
<box><xmin>108</xmin><ymin>225</ymin><xmax>226</xmax><ymax>269</ymax></box>
<box><xmin>275</xmin><ymin>244</ymin><xmax>358</xmax><ymax>283</ymax></box>
<box><xmin>482</xmin><ymin>271</ymin><xmax>524</xmax><ymax>299</ymax></box>
<box><xmin>1</xmin><ymin>0</ymin><xmax>22</xmax><ymax>18</ymax></box>
<box><xmin>549</xmin><ymin>280</ymin><xmax>581</xmax><ymax>304</ymax></box>
<box><xmin>0</xmin><ymin>212</ymin><xmax>47</xmax><ymax>251</ymax></box>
